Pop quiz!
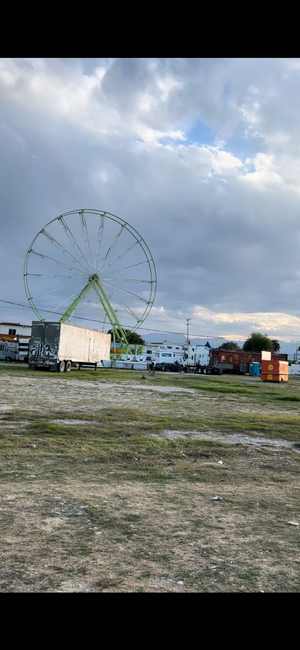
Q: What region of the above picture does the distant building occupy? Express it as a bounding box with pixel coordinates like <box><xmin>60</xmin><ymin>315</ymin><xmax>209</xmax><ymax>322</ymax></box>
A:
<box><xmin>0</xmin><ymin>322</ymin><xmax>32</xmax><ymax>340</ymax></box>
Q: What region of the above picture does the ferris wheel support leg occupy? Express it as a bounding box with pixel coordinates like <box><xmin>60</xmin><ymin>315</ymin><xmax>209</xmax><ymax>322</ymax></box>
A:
<box><xmin>94</xmin><ymin>280</ymin><xmax>129</xmax><ymax>345</ymax></box>
<box><xmin>59</xmin><ymin>276</ymin><xmax>99</xmax><ymax>323</ymax></box>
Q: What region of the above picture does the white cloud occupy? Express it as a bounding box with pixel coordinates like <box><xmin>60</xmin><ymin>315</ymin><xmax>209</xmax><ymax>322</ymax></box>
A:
<box><xmin>192</xmin><ymin>306</ymin><xmax>300</xmax><ymax>340</ymax></box>
<box><xmin>242</xmin><ymin>152</ymin><xmax>284</xmax><ymax>186</ymax></box>
<box><xmin>0</xmin><ymin>59</ymin><xmax>188</xmax><ymax>145</ymax></box>
<box><xmin>212</xmin><ymin>150</ymin><xmax>243</xmax><ymax>174</ymax></box>
<box><xmin>156</xmin><ymin>74</ymin><xmax>182</xmax><ymax>100</ymax></box>
<box><xmin>2</xmin><ymin>58</ymin><xmax>300</xmax><ymax>341</ymax></box>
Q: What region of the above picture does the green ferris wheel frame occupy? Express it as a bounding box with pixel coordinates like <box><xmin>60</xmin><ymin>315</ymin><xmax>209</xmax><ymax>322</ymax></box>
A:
<box><xmin>23</xmin><ymin>209</ymin><xmax>157</xmax><ymax>344</ymax></box>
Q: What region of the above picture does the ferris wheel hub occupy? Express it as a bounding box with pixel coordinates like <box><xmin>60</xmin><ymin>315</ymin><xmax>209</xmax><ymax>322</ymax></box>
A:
<box><xmin>88</xmin><ymin>273</ymin><xmax>99</xmax><ymax>283</ymax></box>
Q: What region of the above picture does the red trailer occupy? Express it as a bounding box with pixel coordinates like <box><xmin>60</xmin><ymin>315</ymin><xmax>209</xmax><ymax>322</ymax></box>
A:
<box><xmin>211</xmin><ymin>349</ymin><xmax>287</xmax><ymax>375</ymax></box>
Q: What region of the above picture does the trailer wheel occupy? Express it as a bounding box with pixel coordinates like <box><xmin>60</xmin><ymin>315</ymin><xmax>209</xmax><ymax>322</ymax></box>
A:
<box><xmin>58</xmin><ymin>360</ymin><xmax>65</xmax><ymax>372</ymax></box>
<box><xmin>65</xmin><ymin>361</ymin><xmax>71</xmax><ymax>372</ymax></box>
<box><xmin>5</xmin><ymin>357</ymin><xmax>10</xmax><ymax>362</ymax></box>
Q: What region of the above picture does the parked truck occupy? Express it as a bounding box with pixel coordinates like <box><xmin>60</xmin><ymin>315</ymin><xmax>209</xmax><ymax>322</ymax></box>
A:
<box><xmin>182</xmin><ymin>344</ymin><xmax>223</xmax><ymax>374</ymax></box>
<box><xmin>28</xmin><ymin>321</ymin><xmax>111</xmax><ymax>372</ymax></box>
<box><xmin>151</xmin><ymin>349</ymin><xmax>184</xmax><ymax>372</ymax></box>
<box><xmin>0</xmin><ymin>341</ymin><xmax>18</xmax><ymax>362</ymax></box>
<box><xmin>0</xmin><ymin>335</ymin><xmax>31</xmax><ymax>363</ymax></box>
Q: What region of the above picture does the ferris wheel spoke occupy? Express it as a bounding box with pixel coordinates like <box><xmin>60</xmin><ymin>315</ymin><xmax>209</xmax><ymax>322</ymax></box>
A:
<box><xmin>29</xmin><ymin>249</ymin><xmax>86</xmax><ymax>275</ymax></box>
<box><xmin>94</xmin><ymin>212</ymin><xmax>106</xmax><ymax>270</ymax></box>
<box><xmin>98</xmin><ymin>224</ymin><xmax>125</xmax><ymax>270</ymax></box>
<box><xmin>42</xmin><ymin>289</ymin><xmax>85</xmax><ymax>321</ymax></box>
<box><xmin>106</xmin><ymin>260</ymin><xmax>148</xmax><ymax>275</ymax></box>
<box><xmin>116</xmin><ymin>300</ymin><xmax>143</xmax><ymax>324</ymax></box>
<box><xmin>40</xmin><ymin>229</ymin><xmax>88</xmax><ymax>274</ymax></box>
<box><xmin>25</xmin><ymin>273</ymin><xmax>81</xmax><ymax>279</ymax></box>
<box><xmin>58</xmin><ymin>216</ymin><xmax>91</xmax><ymax>271</ymax></box>
<box><xmin>30</xmin><ymin>279</ymin><xmax>86</xmax><ymax>300</ymax></box>
<box><xmin>83</xmin><ymin>295</ymin><xmax>92</xmax><ymax>324</ymax></box>
<box><xmin>103</xmin><ymin>277</ymin><xmax>151</xmax><ymax>284</ymax></box>
<box><xmin>79</xmin><ymin>210</ymin><xmax>93</xmax><ymax>267</ymax></box>
<box><xmin>101</xmin><ymin>280</ymin><xmax>149</xmax><ymax>303</ymax></box>
<box><xmin>91</xmin><ymin>285</ymin><xmax>107</xmax><ymax>326</ymax></box>
<box><xmin>99</xmin><ymin>238</ymin><xmax>142</xmax><ymax>274</ymax></box>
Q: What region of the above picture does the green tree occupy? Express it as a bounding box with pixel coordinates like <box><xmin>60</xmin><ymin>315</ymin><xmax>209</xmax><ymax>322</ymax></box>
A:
<box><xmin>271</xmin><ymin>339</ymin><xmax>280</xmax><ymax>352</ymax></box>
<box><xmin>108</xmin><ymin>329</ymin><xmax>145</xmax><ymax>346</ymax></box>
<box><xmin>243</xmin><ymin>333</ymin><xmax>275</xmax><ymax>353</ymax></box>
<box><xmin>218</xmin><ymin>341</ymin><xmax>241</xmax><ymax>351</ymax></box>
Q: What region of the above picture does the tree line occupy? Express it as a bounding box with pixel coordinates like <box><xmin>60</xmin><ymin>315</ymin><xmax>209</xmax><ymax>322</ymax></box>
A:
<box><xmin>217</xmin><ymin>333</ymin><xmax>280</xmax><ymax>353</ymax></box>
<box><xmin>107</xmin><ymin>329</ymin><xmax>281</xmax><ymax>353</ymax></box>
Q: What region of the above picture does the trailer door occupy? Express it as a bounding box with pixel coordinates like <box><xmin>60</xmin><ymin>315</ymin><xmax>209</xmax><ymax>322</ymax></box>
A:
<box><xmin>88</xmin><ymin>337</ymin><xmax>96</xmax><ymax>362</ymax></box>
<box><xmin>44</xmin><ymin>323</ymin><xmax>60</xmax><ymax>359</ymax></box>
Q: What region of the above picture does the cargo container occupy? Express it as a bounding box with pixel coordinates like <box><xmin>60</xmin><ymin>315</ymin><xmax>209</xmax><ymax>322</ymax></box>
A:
<box><xmin>28</xmin><ymin>321</ymin><xmax>111</xmax><ymax>372</ymax></box>
<box><xmin>261</xmin><ymin>372</ymin><xmax>289</xmax><ymax>382</ymax></box>
<box><xmin>261</xmin><ymin>360</ymin><xmax>289</xmax><ymax>382</ymax></box>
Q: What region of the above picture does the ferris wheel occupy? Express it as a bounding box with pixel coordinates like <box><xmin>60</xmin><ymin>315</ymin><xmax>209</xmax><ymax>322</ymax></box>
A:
<box><xmin>24</xmin><ymin>209</ymin><xmax>157</xmax><ymax>342</ymax></box>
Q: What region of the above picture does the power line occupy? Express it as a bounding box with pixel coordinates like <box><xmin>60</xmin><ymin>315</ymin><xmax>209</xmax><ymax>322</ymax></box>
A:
<box><xmin>0</xmin><ymin>298</ymin><xmax>226</xmax><ymax>339</ymax></box>
<box><xmin>2</xmin><ymin>298</ymin><xmax>298</xmax><ymax>342</ymax></box>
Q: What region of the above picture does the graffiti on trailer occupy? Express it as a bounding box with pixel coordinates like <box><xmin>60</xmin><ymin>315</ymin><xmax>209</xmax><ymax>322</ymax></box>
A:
<box><xmin>30</xmin><ymin>337</ymin><xmax>59</xmax><ymax>359</ymax></box>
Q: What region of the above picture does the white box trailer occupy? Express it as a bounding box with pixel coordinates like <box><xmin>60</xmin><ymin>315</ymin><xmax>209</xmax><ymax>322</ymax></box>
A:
<box><xmin>29</xmin><ymin>321</ymin><xmax>111</xmax><ymax>372</ymax></box>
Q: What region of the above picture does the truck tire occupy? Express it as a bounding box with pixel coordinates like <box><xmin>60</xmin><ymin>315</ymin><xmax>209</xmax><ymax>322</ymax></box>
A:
<box><xmin>29</xmin><ymin>363</ymin><xmax>36</xmax><ymax>370</ymax></box>
<box><xmin>58</xmin><ymin>360</ymin><xmax>65</xmax><ymax>372</ymax></box>
<box><xmin>5</xmin><ymin>357</ymin><xmax>10</xmax><ymax>362</ymax></box>
<box><xmin>65</xmin><ymin>361</ymin><xmax>72</xmax><ymax>372</ymax></box>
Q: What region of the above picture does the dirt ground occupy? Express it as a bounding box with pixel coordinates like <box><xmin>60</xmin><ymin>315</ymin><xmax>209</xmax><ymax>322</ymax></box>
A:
<box><xmin>0</xmin><ymin>365</ymin><xmax>300</xmax><ymax>592</ymax></box>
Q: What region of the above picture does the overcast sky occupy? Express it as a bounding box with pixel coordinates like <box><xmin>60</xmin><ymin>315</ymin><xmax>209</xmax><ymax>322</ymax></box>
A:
<box><xmin>1</xmin><ymin>57</ymin><xmax>300</xmax><ymax>345</ymax></box>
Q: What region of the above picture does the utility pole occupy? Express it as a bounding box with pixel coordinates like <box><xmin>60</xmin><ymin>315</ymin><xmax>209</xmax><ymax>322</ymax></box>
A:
<box><xmin>186</xmin><ymin>318</ymin><xmax>191</xmax><ymax>345</ymax></box>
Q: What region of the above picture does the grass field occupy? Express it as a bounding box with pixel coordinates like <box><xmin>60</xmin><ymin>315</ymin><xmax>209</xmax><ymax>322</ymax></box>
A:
<box><xmin>0</xmin><ymin>362</ymin><xmax>299</xmax><ymax>591</ymax></box>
